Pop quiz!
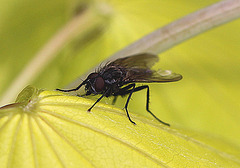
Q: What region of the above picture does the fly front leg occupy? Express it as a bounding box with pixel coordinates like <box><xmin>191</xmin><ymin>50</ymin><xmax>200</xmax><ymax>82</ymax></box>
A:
<box><xmin>88</xmin><ymin>89</ymin><xmax>110</xmax><ymax>112</ymax></box>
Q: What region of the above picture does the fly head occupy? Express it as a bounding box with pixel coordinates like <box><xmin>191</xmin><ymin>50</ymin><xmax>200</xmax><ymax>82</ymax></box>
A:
<box><xmin>85</xmin><ymin>73</ymin><xmax>105</xmax><ymax>95</ymax></box>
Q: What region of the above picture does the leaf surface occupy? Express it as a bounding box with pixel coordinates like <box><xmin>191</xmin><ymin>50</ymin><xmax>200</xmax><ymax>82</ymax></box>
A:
<box><xmin>0</xmin><ymin>86</ymin><xmax>239</xmax><ymax>168</ymax></box>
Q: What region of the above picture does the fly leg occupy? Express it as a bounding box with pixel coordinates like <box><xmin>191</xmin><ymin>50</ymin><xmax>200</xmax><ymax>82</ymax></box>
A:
<box><xmin>113</xmin><ymin>84</ymin><xmax>137</xmax><ymax>124</ymax></box>
<box><xmin>56</xmin><ymin>80</ymin><xmax>86</xmax><ymax>92</ymax></box>
<box><xmin>123</xmin><ymin>84</ymin><xmax>137</xmax><ymax>125</ymax></box>
<box><xmin>88</xmin><ymin>89</ymin><xmax>110</xmax><ymax>112</ymax></box>
<box><xmin>112</xmin><ymin>84</ymin><xmax>134</xmax><ymax>105</ymax></box>
<box><xmin>132</xmin><ymin>85</ymin><xmax>170</xmax><ymax>126</ymax></box>
<box><xmin>115</xmin><ymin>85</ymin><xmax>170</xmax><ymax>126</ymax></box>
<box><xmin>112</xmin><ymin>96</ymin><xmax>118</xmax><ymax>105</ymax></box>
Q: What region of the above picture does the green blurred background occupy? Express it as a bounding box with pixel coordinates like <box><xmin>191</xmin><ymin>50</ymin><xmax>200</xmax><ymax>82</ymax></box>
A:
<box><xmin>0</xmin><ymin>0</ymin><xmax>240</xmax><ymax>151</ymax></box>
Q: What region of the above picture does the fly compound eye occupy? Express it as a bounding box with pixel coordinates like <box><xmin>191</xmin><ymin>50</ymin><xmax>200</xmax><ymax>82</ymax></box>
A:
<box><xmin>87</xmin><ymin>73</ymin><xmax>98</xmax><ymax>80</ymax></box>
<box><xmin>94</xmin><ymin>77</ymin><xmax>105</xmax><ymax>92</ymax></box>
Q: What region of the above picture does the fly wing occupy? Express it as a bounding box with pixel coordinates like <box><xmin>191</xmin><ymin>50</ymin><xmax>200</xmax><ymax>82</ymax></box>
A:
<box><xmin>106</xmin><ymin>53</ymin><xmax>182</xmax><ymax>83</ymax></box>
<box><xmin>109</xmin><ymin>53</ymin><xmax>159</xmax><ymax>69</ymax></box>
<box><xmin>124</xmin><ymin>69</ymin><xmax>183</xmax><ymax>83</ymax></box>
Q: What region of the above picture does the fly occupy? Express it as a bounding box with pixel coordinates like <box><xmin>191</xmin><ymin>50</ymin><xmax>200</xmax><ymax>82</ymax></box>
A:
<box><xmin>56</xmin><ymin>53</ymin><xmax>182</xmax><ymax>126</ymax></box>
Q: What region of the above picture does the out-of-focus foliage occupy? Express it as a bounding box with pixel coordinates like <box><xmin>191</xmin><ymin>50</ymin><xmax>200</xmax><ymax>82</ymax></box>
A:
<box><xmin>0</xmin><ymin>0</ymin><xmax>70</xmax><ymax>93</ymax></box>
<box><xmin>0</xmin><ymin>0</ymin><xmax>240</xmax><ymax>167</ymax></box>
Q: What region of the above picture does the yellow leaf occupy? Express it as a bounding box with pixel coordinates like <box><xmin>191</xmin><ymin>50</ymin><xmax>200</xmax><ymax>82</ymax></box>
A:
<box><xmin>0</xmin><ymin>86</ymin><xmax>239</xmax><ymax>167</ymax></box>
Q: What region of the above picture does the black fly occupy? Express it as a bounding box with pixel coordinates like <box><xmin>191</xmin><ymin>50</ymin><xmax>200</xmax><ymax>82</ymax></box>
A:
<box><xmin>56</xmin><ymin>53</ymin><xmax>182</xmax><ymax>126</ymax></box>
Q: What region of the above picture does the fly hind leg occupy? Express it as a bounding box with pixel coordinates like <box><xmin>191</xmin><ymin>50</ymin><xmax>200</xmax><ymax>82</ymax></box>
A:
<box><xmin>115</xmin><ymin>85</ymin><xmax>170</xmax><ymax>126</ymax></box>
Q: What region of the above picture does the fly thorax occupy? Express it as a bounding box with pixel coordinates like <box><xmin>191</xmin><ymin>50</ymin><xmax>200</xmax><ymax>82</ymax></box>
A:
<box><xmin>102</xmin><ymin>68</ymin><xmax>123</xmax><ymax>85</ymax></box>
